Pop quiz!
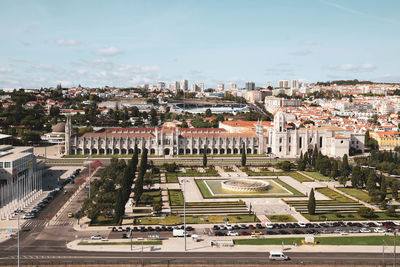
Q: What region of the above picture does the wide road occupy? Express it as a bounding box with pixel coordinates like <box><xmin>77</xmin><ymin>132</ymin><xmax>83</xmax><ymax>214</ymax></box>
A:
<box><xmin>0</xmin><ymin>165</ymin><xmax>397</xmax><ymax>266</ymax></box>
<box><xmin>0</xmin><ymin>249</ymin><xmax>398</xmax><ymax>266</ymax></box>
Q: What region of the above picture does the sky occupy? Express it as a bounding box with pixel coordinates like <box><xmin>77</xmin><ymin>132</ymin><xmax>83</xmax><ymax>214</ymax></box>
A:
<box><xmin>0</xmin><ymin>0</ymin><xmax>399</xmax><ymax>89</ymax></box>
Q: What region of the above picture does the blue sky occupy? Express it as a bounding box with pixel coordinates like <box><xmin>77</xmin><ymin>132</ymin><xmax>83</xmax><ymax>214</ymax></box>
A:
<box><xmin>0</xmin><ymin>0</ymin><xmax>399</xmax><ymax>88</ymax></box>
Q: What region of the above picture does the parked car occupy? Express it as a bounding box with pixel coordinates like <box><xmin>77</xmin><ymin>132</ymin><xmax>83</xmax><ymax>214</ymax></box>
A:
<box><xmin>227</xmin><ymin>231</ymin><xmax>239</xmax><ymax>236</ymax></box>
<box><xmin>215</xmin><ymin>231</ymin><xmax>226</xmax><ymax>236</ymax></box>
<box><xmin>117</xmin><ymin>227</ymin><xmax>124</xmax><ymax>232</ymax></box>
<box><xmin>348</xmin><ymin>228</ymin><xmax>359</xmax><ymax>233</ymax></box>
<box><xmin>22</xmin><ymin>213</ymin><xmax>36</xmax><ymax>219</ymax></box>
<box><xmin>251</xmin><ymin>231</ymin><xmax>263</xmax><ymax>235</ymax></box>
<box><xmin>360</xmin><ymin>228</ymin><xmax>371</xmax><ymax>233</ymax></box>
<box><xmin>213</xmin><ymin>225</ymin><xmax>220</xmax><ymax>230</ymax></box>
<box><xmin>226</xmin><ymin>224</ymin><xmax>233</xmax><ymax>230</ymax></box>
<box><xmin>240</xmin><ymin>231</ymin><xmax>250</xmax><ymax>236</ymax></box>
<box><xmin>321</xmin><ymin>229</ymin><xmax>331</xmax><ymax>234</ymax></box>
<box><xmin>297</xmin><ymin>222</ymin><xmax>306</xmax><ymax>228</ymax></box>
<box><xmin>91</xmin><ymin>235</ymin><xmax>104</xmax><ymax>240</ymax></box>
<box><xmin>374</xmin><ymin>228</ymin><xmax>386</xmax><ymax>233</ymax></box>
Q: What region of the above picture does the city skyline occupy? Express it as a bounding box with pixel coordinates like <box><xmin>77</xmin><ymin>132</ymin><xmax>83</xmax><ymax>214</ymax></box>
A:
<box><xmin>0</xmin><ymin>0</ymin><xmax>399</xmax><ymax>88</ymax></box>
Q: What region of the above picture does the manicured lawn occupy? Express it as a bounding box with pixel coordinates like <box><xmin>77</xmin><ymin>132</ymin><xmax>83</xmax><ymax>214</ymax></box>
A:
<box><xmin>266</xmin><ymin>214</ymin><xmax>297</xmax><ymax>222</ymax></box>
<box><xmin>166</xmin><ymin>168</ymin><xmax>219</xmax><ymax>183</ymax></box>
<box><xmin>90</xmin><ymin>215</ymin><xmax>115</xmax><ymax>226</ymax></box>
<box><xmin>168</xmin><ymin>189</ymin><xmax>184</xmax><ymax>206</ymax></box>
<box><xmin>289</xmin><ymin>172</ymin><xmax>313</xmax><ymax>182</ymax></box>
<box><xmin>302</xmin><ymin>211</ymin><xmax>400</xmax><ymax>221</ymax></box>
<box><xmin>137</xmin><ymin>190</ymin><xmax>161</xmax><ymax>207</ymax></box>
<box><xmin>79</xmin><ymin>241</ymin><xmax>162</xmax><ymax>246</ymax></box>
<box><xmin>166</xmin><ymin>173</ymin><xmax>179</xmax><ymax>183</ymax></box>
<box><xmin>135</xmin><ymin>214</ymin><xmax>259</xmax><ymax>225</ymax></box>
<box><xmin>337</xmin><ymin>187</ymin><xmax>371</xmax><ymax>203</ymax></box>
<box><xmin>302</xmin><ymin>171</ymin><xmax>331</xmax><ymax>181</ymax></box>
<box><xmin>235</xmin><ymin>236</ymin><xmax>400</xmax><ymax>246</ymax></box>
<box><xmin>195</xmin><ymin>178</ymin><xmax>304</xmax><ymax>198</ymax></box>
<box><xmin>316</xmin><ymin>188</ymin><xmax>355</xmax><ymax>203</ymax></box>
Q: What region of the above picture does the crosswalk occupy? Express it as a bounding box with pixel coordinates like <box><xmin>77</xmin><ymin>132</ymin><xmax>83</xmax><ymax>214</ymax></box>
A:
<box><xmin>50</xmin><ymin>220</ymin><xmax>74</xmax><ymax>226</ymax></box>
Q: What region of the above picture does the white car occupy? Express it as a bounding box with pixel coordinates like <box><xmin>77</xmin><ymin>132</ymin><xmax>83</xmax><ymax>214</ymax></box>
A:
<box><xmin>297</xmin><ymin>222</ymin><xmax>306</xmax><ymax>228</ymax></box>
<box><xmin>360</xmin><ymin>228</ymin><xmax>371</xmax><ymax>233</ymax></box>
<box><xmin>266</xmin><ymin>222</ymin><xmax>274</xmax><ymax>229</ymax></box>
<box><xmin>393</xmin><ymin>221</ymin><xmax>400</xmax><ymax>226</ymax></box>
<box><xmin>374</xmin><ymin>228</ymin><xmax>386</xmax><ymax>233</ymax></box>
<box><xmin>375</xmin><ymin>222</ymin><xmax>383</xmax><ymax>226</ymax></box>
<box><xmin>91</xmin><ymin>235</ymin><xmax>104</xmax><ymax>240</ymax></box>
<box><xmin>227</xmin><ymin>231</ymin><xmax>239</xmax><ymax>236</ymax></box>
<box><xmin>226</xmin><ymin>224</ymin><xmax>233</xmax><ymax>230</ymax></box>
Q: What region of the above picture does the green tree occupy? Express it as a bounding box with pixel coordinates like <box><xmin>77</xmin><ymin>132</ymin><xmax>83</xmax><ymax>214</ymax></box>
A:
<box><xmin>341</xmin><ymin>154</ymin><xmax>350</xmax><ymax>178</ymax></box>
<box><xmin>366</xmin><ymin>172</ymin><xmax>377</xmax><ymax>195</ymax></box>
<box><xmin>391</xmin><ymin>180</ymin><xmax>399</xmax><ymax>200</ymax></box>
<box><xmin>241</xmin><ymin>143</ymin><xmax>246</xmax><ymax>167</ymax></box>
<box><xmin>385</xmin><ymin>206</ymin><xmax>397</xmax><ymax>217</ymax></box>
<box><xmin>307</xmin><ymin>188</ymin><xmax>316</xmax><ymax>215</ymax></box>
<box><xmin>350</xmin><ymin>166</ymin><xmax>362</xmax><ymax>188</ymax></box>
<box><xmin>203</xmin><ymin>147</ymin><xmax>207</xmax><ymax>167</ymax></box>
<box><xmin>205</xmin><ymin>108</ymin><xmax>212</xmax><ymax>117</ymax></box>
<box><xmin>357</xmin><ymin>207</ymin><xmax>375</xmax><ymax>218</ymax></box>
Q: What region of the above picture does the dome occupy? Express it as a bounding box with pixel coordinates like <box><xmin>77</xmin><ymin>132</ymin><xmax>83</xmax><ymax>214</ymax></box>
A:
<box><xmin>52</xmin><ymin>122</ymin><xmax>65</xmax><ymax>133</ymax></box>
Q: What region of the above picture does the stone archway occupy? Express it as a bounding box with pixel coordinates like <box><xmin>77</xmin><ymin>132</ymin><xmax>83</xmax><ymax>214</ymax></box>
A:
<box><xmin>164</xmin><ymin>148</ymin><xmax>170</xmax><ymax>155</ymax></box>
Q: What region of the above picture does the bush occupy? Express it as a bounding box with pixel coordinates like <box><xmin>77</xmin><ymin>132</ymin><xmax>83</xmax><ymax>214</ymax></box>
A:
<box><xmin>163</xmin><ymin>162</ymin><xmax>178</xmax><ymax>173</ymax></box>
<box><xmin>385</xmin><ymin>207</ymin><xmax>397</xmax><ymax>217</ymax></box>
<box><xmin>357</xmin><ymin>207</ymin><xmax>376</xmax><ymax>218</ymax></box>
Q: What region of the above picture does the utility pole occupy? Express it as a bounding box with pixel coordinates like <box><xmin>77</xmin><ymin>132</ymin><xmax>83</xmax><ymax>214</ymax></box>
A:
<box><xmin>183</xmin><ymin>179</ymin><xmax>188</xmax><ymax>251</ymax></box>
<box><xmin>383</xmin><ymin>239</ymin><xmax>385</xmax><ymax>266</ymax></box>
<box><xmin>394</xmin><ymin>231</ymin><xmax>397</xmax><ymax>267</ymax></box>
<box><xmin>17</xmin><ymin>178</ymin><xmax>20</xmax><ymax>267</ymax></box>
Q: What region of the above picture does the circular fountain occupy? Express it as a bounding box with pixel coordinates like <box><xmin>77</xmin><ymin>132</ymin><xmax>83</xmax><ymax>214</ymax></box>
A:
<box><xmin>221</xmin><ymin>178</ymin><xmax>270</xmax><ymax>192</ymax></box>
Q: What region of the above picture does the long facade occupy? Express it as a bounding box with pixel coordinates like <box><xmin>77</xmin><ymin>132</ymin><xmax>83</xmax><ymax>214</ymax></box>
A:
<box><xmin>65</xmin><ymin>112</ymin><xmax>364</xmax><ymax>158</ymax></box>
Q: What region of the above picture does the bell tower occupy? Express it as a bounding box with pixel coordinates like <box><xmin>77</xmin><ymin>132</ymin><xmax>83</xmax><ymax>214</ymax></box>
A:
<box><xmin>65</xmin><ymin>115</ymin><xmax>72</xmax><ymax>155</ymax></box>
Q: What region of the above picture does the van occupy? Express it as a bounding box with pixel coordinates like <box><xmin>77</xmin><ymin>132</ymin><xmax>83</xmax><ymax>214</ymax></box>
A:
<box><xmin>173</xmin><ymin>229</ymin><xmax>189</xmax><ymax>237</ymax></box>
<box><xmin>269</xmin><ymin>251</ymin><xmax>289</xmax><ymax>261</ymax></box>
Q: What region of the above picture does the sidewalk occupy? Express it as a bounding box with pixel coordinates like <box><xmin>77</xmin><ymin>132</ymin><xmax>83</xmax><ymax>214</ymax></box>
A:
<box><xmin>66</xmin><ymin>235</ymin><xmax>399</xmax><ymax>253</ymax></box>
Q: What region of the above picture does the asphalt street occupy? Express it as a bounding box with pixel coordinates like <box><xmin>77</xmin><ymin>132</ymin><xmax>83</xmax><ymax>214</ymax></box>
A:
<box><xmin>0</xmin><ymin>165</ymin><xmax>399</xmax><ymax>266</ymax></box>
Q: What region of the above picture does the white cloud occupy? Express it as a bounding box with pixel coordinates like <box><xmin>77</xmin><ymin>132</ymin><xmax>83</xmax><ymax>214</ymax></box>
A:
<box><xmin>300</xmin><ymin>40</ymin><xmax>318</xmax><ymax>45</ymax></box>
<box><xmin>325</xmin><ymin>63</ymin><xmax>377</xmax><ymax>72</ymax></box>
<box><xmin>94</xmin><ymin>46</ymin><xmax>122</xmax><ymax>56</ymax></box>
<box><xmin>290</xmin><ymin>49</ymin><xmax>312</xmax><ymax>56</ymax></box>
<box><xmin>56</xmin><ymin>39</ymin><xmax>78</xmax><ymax>46</ymax></box>
<box><xmin>0</xmin><ymin>67</ymin><xmax>12</xmax><ymax>73</ymax></box>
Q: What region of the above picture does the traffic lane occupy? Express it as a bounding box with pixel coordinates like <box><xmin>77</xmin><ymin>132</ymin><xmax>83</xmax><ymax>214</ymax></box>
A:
<box><xmin>0</xmin><ymin>251</ymin><xmax>399</xmax><ymax>266</ymax></box>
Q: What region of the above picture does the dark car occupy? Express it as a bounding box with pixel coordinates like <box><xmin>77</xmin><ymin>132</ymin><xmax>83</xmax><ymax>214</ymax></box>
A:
<box><xmin>155</xmin><ymin>226</ymin><xmax>161</xmax><ymax>232</ymax></box>
<box><xmin>293</xmin><ymin>230</ymin><xmax>304</xmax><ymax>234</ymax></box>
<box><xmin>122</xmin><ymin>233</ymin><xmax>128</xmax><ymax>239</ymax></box>
<box><xmin>186</xmin><ymin>226</ymin><xmax>194</xmax><ymax>231</ymax></box>
<box><xmin>133</xmin><ymin>227</ymin><xmax>139</xmax><ymax>231</ymax></box>
<box><xmin>147</xmin><ymin>226</ymin><xmax>154</xmax><ymax>231</ymax></box>
<box><xmin>112</xmin><ymin>227</ymin><xmax>117</xmax><ymax>232</ymax></box>
<box><xmin>233</xmin><ymin>225</ymin><xmax>240</xmax><ymax>230</ymax></box>
<box><xmin>215</xmin><ymin>231</ymin><xmax>226</xmax><ymax>236</ymax></box>
<box><xmin>306</xmin><ymin>229</ymin><xmax>315</xmax><ymax>234</ymax></box>
<box><xmin>266</xmin><ymin>230</ymin><xmax>276</xmax><ymax>235</ymax></box>
<box><xmin>279</xmin><ymin>230</ymin><xmax>289</xmax><ymax>235</ymax></box>
<box><xmin>239</xmin><ymin>231</ymin><xmax>250</xmax><ymax>236</ymax></box>
<box><xmin>248</xmin><ymin>225</ymin><xmax>255</xmax><ymax>230</ymax></box>
<box><xmin>167</xmin><ymin>227</ymin><xmax>173</xmax><ymax>231</ymax></box>
<box><xmin>240</xmin><ymin>224</ymin><xmax>248</xmax><ymax>229</ymax></box>
<box><xmin>213</xmin><ymin>225</ymin><xmax>220</xmax><ymax>230</ymax></box>
<box><xmin>256</xmin><ymin>223</ymin><xmax>264</xmax><ymax>229</ymax></box>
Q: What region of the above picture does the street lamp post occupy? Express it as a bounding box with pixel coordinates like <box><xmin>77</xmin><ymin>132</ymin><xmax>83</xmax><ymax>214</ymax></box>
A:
<box><xmin>17</xmin><ymin>178</ymin><xmax>20</xmax><ymax>267</ymax></box>
<box><xmin>182</xmin><ymin>179</ymin><xmax>189</xmax><ymax>251</ymax></box>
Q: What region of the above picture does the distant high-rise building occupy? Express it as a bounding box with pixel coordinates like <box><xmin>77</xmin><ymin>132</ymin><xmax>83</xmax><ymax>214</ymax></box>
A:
<box><xmin>190</xmin><ymin>84</ymin><xmax>197</xmax><ymax>92</ymax></box>
<box><xmin>291</xmin><ymin>80</ymin><xmax>299</xmax><ymax>89</ymax></box>
<box><xmin>198</xmin><ymin>83</ymin><xmax>204</xmax><ymax>91</ymax></box>
<box><xmin>156</xmin><ymin>82</ymin><xmax>165</xmax><ymax>89</ymax></box>
<box><xmin>278</xmin><ymin>80</ymin><xmax>290</xmax><ymax>88</ymax></box>
<box><xmin>180</xmin><ymin>80</ymin><xmax>188</xmax><ymax>91</ymax></box>
<box><xmin>217</xmin><ymin>83</ymin><xmax>225</xmax><ymax>91</ymax></box>
<box><xmin>245</xmin><ymin>81</ymin><xmax>255</xmax><ymax>90</ymax></box>
<box><xmin>230</xmin><ymin>83</ymin><xmax>237</xmax><ymax>90</ymax></box>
